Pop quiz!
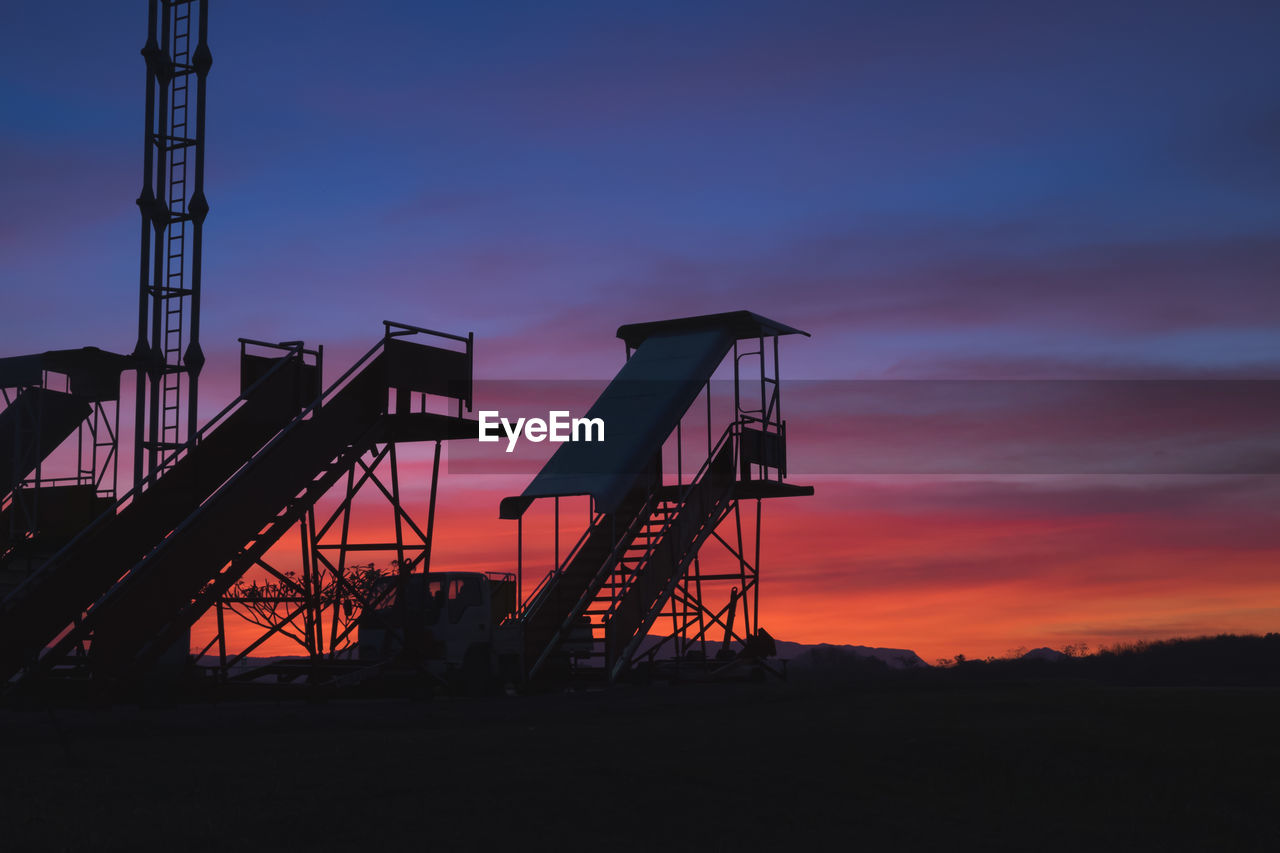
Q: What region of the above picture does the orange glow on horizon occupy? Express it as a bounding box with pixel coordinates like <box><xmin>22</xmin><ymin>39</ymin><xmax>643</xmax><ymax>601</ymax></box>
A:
<box><xmin>190</xmin><ymin>473</ymin><xmax>1280</xmax><ymax>665</ymax></box>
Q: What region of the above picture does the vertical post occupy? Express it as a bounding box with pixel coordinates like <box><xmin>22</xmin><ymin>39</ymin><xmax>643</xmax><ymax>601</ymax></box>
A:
<box><xmin>705</xmin><ymin>380</ymin><xmax>712</xmax><ymax>458</ymax></box>
<box><xmin>753</xmin><ymin>499</ymin><xmax>762</xmax><ymax>636</ymax></box>
<box><xmin>676</xmin><ymin>421</ymin><xmax>682</xmax><ymax>488</ymax></box>
<box><xmin>693</xmin><ymin>555</ymin><xmax>706</xmax><ymax>659</ymax></box>
<box><xmin>215</xmin><ymin>598</ymin><xmax>227</xmax><ymax>673</ymax></box>
<box><xmin>185</xmin><ymin>0</ymin><xmax>212</xmax><ymax>445</ymax></box>
<box><xmin>144</xmin><ymin>4</ymin><xmax>172</xmax><ymax>477</ymax></box>
<box><xmin>722</xmin><ymin>587</ymin><xmax>739</xmax><ymax>657</ymax></box>
<box><xmin>759</xmin><ymin>334</ymin><xmax>766</xmax><ymax>423</ymax></box>
<box><xmin>75</xmin><ymin>396</ymin><xmax>85</xmax><ymax>485</ymax></box>
<box><xmin>773</xmin><ymin>334</ymin><xmax>781</xmax><ymax>429</ymax></box>
<box><xmin>389</xmin><ymin>443</ymin><xmax>406</xmax><ymax>575</ymax></box>
<box><xmin>111</xmin><ymin>398</ymin><xmax>121</xmax><ymax>496</ymax></box>
<box><xmin>307</xmin><ymin>505</ymin><xmax>326</xmax><ymax>684</ymax></box>
<box><xmin>329</xmin><ymin>464</ymin><xmax>356</xmax><ymax>658</ymax></box>
<box><xmin>670</xmin><ymin>583</ymin><xmax>680</xmax><ymax>654</ymax></box>
<box><xmin>463</xmin><ymin>332</ymin><xmax>474</xmax><ymax>417</ymax></box>
<box><xmin>31</xmin><ymin>387</ymin><xmax>43</xmax><ymax>530</ymax></box>
<box><xmin>422</xmin><ymin>440</ymin><xmax>441</xmax><ymax>573</ymax></box>
<box><xmin>299</xmin><ymin>508</ymin><xmax>316</xmax><ymax>660</ymax></box>
<box><xmin>735</xmin><ymin>502</ymin><xmax>749</xmax><ymax>636</ymax></box>
<box><xmin>732</xmin><ymin>341</ymin><xmax>740</xmax><ymax>419</ymax></box>
<box><xmin>133</xmin><ymin>0</ymin><xmax>159</xmax><ymax>489</ymax></box>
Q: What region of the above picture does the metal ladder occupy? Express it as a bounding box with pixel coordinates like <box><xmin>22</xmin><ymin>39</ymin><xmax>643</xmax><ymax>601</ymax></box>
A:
<box><xmin>158</xmin><ymin>1</ymin><xmax>194</xmax><ymax>466</ymax></box>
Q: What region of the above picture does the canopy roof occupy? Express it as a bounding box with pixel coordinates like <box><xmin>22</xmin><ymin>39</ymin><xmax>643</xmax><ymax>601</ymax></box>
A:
<box><xmin>615</xmin><ymin>310</ymin><xmax>808</xmax><ymax>350</ymax></box>
<box><xmin>500</xmin><ymin>311</ymin><xmax>806</xmax><ymax>519</ymax></box>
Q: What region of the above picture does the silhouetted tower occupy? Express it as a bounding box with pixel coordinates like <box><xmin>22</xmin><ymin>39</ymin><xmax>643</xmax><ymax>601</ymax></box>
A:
<box><xmin>133</xmin><ymin>0</ymin><xmax>211</xmax><ymax>484</ymax></box>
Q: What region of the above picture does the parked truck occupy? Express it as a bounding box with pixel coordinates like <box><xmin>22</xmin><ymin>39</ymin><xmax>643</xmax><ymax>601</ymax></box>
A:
<box><xmin>356</xmin><ymin>570</ymin><xmax>524</xmax><ymax>689</ymax></box>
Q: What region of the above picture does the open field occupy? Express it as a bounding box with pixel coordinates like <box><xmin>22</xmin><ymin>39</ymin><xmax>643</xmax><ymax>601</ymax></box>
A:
<box><xmin>3</xmin><ymin>678</ymin><xmax>1278</xmax><ymax>851</ymax></box>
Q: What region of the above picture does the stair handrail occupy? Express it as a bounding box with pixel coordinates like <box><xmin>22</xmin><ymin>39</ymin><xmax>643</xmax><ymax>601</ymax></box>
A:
<box><xmin>608</xmin><ymin>487</ymin><xmax>738</xmax><ymax>681</ymax></box>
<box><xmin>528</xmin><ymin>420</ymin><xmax>739</xmax><ymax>630</ymax></box>
<box><xmin>520</xmin><ymin>454</ymin><xmax>675</xmax><ymax>625</ymax></box>
<box><xmin>383</xmin><ymin>319</ymin><xmax>470</xmax><ymax>345</ymax></box>
<box><xmin>519</xmin><ymin>515</ymin><xmax>600</xmax><ymax>621</ymax></box>
<box><xmin>524</xmin><ymin>488</ymin><xmax>661</xmax><ymax>678</ymax></box>
<box><xmin>601</xmin><ymin>420</ymin><xmax>740</xmax><ymax>625</ymax></box>
<box><xmin>551</xmin><ymin>490</ymin><xmax>662</xmax><ymax>625</ymax></box>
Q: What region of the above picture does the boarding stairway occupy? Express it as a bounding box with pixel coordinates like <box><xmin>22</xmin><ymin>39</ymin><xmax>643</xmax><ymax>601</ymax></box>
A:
<box><xmin>0</xmin><ymin>325</ymin><xmax>474</xmax><ymax>685</ymax></box>
<box><xmin>0</xmin><ymin>387</ymin><xmax>91</xmax><ymax>500</ymax></box>
<box><xmin>522</xmin><ymin>427</ymin><xmax>742</xmax><ymax>681</ymax></box>
<box><xmin>0</xmin><ymin>349</ymin><xmax>136</xmax><ymax>599</ymax></box>
<box><xmin>510</xmin><ymin>311</ymin><xmax>810</xmax><ymax>683</ymax></box>
<box><xmin>0</xmin><ymin>388</ymin><xmax>96</xmax><ymax>584</ymax></box>
<box><xmin>602</xmin><ymin>434</ymin><xmax>738</xmax><ymax>676</ymax></box>
<box><xmin>0</xmin><ymin>348</ymin><xmax>317</xmax><ymax>683</ymax></box>
<box><xmin>518</xmin><ymin>491</ymin><xmax>650</xmax><ymax>678</ymax></box>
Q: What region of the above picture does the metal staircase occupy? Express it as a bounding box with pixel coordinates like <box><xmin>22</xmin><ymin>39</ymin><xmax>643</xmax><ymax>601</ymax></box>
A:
<box><xmin>519</xmin><ymin>493</ymin><xmax>652</xmax><ymax>678</ymax></box>
<box><xmin>13</xmin><ymin>325</ymin><xmax>474</xmax><ymax>684</ymax></box>
<box><xmin>522</xmin><ymin>424</ymin><xmax>744</xmax><ymax>680</ymax></box>
<box><xmin>0</xmin><ymin>347</ymin><xmax>316</xmax><ymax>683</ymax></box>
<box><xmin>90</xmin><ymin>334</ymin><xmax>474</xmax><ymax>677</ymax></box>
<box><xmin>602</xmin><ymin>432</ymin><xmax>739</xmax><ymax>678</ymax></box>
<box><xmin>506</xmin><ymin>311</ymin><xmax>812</xmax><ymax>684</ymax></box>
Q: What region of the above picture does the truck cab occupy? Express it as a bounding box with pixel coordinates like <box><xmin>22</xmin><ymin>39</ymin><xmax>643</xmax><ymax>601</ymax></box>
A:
<box><xmin>356</xmin><ymin>570</ymin><xmax>520</xmax><ymax>685</ymax></box>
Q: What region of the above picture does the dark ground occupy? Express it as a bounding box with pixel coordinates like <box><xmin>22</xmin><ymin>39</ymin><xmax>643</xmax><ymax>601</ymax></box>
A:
<box><xmin>3</xmin><ymin>677</ymin><xmax>1279</xmax><ymax>852</ymax></box>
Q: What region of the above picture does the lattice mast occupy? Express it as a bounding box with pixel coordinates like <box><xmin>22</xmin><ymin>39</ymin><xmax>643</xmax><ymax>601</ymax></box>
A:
<box><xmin>133</xmin><ymin>0</ymin><xmax>211</xmax><ymax>484</ymax></box>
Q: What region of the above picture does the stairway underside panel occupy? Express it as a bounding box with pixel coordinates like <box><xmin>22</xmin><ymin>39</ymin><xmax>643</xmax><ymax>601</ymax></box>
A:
<box><xmin>605</xmin><ymin>447</ymin><xmax>736</xmax><ymax>668</ymax></box>
<box><xmin>500</xmin><ymin>327</ymin><xmax>733</xmax><ymax>519</ymax></box>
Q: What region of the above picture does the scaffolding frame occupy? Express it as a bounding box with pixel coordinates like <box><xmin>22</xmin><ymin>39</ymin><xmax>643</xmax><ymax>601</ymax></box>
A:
<box><xmin>196</xmin><ymin>324</ymin><xmax>472</xmax><ymax>682</ymax></box>
<box><xmin>134</xmin><ymin>0</ymin><xmax>211</xmax><ymax>484</ymax></box>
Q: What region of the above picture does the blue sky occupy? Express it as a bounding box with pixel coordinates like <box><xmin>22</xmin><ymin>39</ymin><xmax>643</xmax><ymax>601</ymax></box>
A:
<box><xmin>3</xmin><ymin>0</ymin><xmax>1277</xmax><ymax>383</ymax></box>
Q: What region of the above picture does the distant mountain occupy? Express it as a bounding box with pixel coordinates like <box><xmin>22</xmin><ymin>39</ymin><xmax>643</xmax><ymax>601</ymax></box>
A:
<box><xmin>1021</xmin><ymin>647</ymin><xmax>1066</xmax><ymax>662</ymax></box>
<box><xmin>774</xmin><ymin>639</ymin><xmax>928</xmax><ymax>670</ymax></box>
<box><xmin>631</xmin><ymin>635</ymin><xmax>927</xmax><ymax>669</ymax></box>
<box><xmin>209</xmin><ymin>638</ymin><xmax>933</xmax><ymax>675</ymax></box>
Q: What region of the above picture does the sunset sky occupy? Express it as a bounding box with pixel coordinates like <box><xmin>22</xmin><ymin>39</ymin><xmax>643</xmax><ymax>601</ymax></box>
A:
<box><xmin>2</xmin><ymin>1</ymin><xmax>1278</xmax><ymax>662</ymax></box>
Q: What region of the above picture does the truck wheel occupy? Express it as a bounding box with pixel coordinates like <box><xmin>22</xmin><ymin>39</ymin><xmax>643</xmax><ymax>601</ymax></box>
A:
<box><xmin>461</xmin><ymin>643</ymin><xmax>496</xmax><ymax>695</ymax></box>
<box><xmin>498</xmin><ymin>653</ymin><xmax>524</xmax><ymax>693</ymax></box>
